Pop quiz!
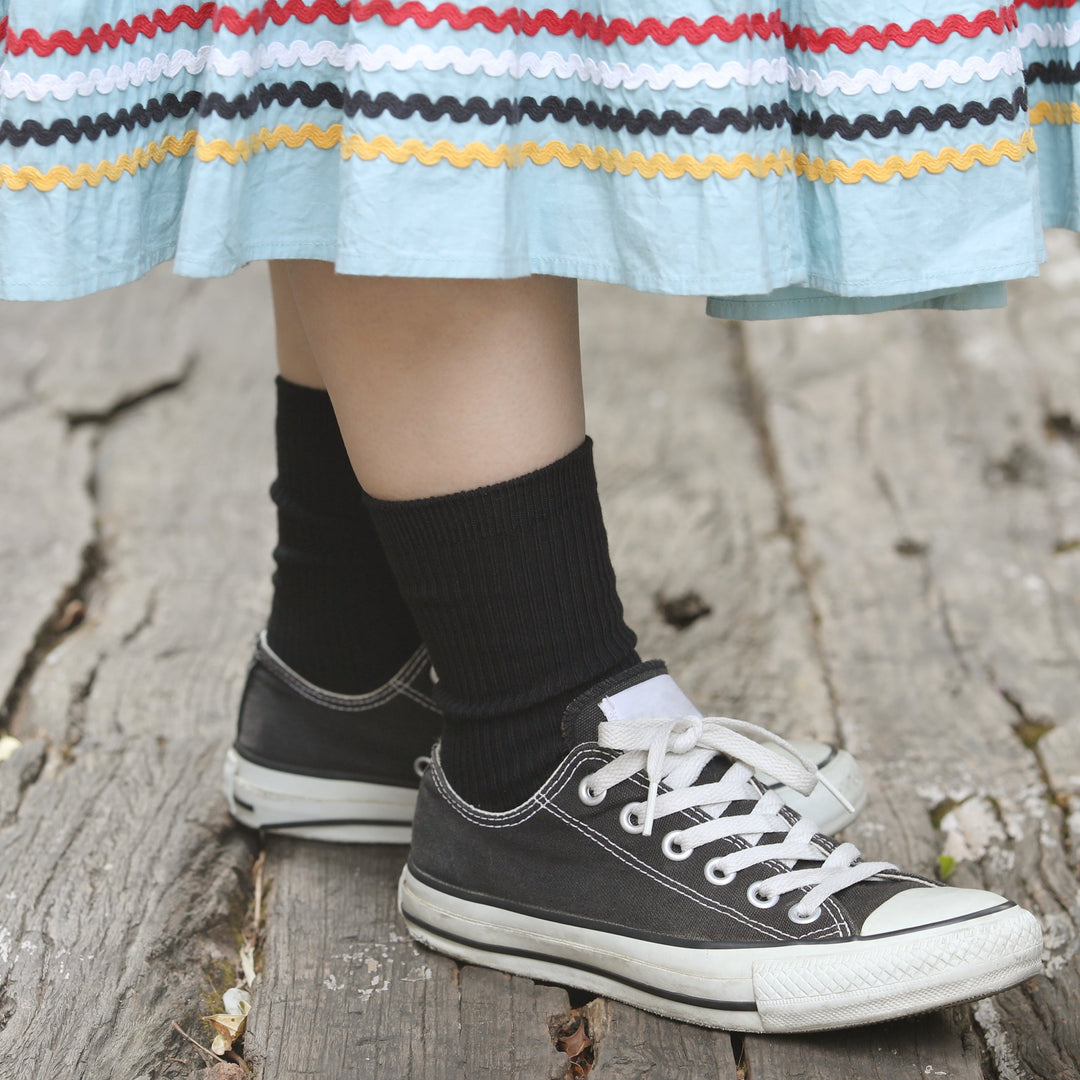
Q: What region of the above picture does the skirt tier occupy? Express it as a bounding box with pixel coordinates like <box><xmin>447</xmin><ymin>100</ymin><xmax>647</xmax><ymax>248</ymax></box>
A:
<box><xmin>0</xmin><ymin>2</ymin><xmax>1073</xmax><ymax>315</ymax></box>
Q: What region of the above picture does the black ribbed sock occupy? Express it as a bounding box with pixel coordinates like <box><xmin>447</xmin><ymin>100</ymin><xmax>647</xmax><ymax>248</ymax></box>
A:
<box><xmin>365</xmin><ymin>438</ymin><xmax>639</xmax><ymax>810</ymax></box>
<box><xmin>265</xmin><ymin>377</ymin><xmax>422</xmax><ymax>693</ymax></box>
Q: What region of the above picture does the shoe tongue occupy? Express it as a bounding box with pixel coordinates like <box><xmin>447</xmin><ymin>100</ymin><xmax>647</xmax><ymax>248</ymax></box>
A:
<box><xmin>562</xmin><ymin>661</ymin><xmax>702</xmax><ymax>747</ymax></box>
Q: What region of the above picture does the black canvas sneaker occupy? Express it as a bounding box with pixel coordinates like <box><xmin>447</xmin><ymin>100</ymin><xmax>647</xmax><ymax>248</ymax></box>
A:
<box><xmin>223</xmin><ymin>632</ymin><xmax>441</xmax><ymax>843</ymax></box>
<box><xmin>399</xmin><ymin>662</ymin><xmax>1042</xmax><ymax>1033</ymax></box>
<box><xmin>224</xmin><ymin>638</ymin><xmax>864</xmax><ymax>845</ymax></box>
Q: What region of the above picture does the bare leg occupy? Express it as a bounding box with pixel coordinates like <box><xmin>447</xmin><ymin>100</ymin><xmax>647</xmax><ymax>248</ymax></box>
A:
<box><xmin>269</xmin><ymin>261</ymin><xmax>324</xmax><ymax>389</ymax></box>
<box><xmin>282</xmin><ymin>262</ymin><xmax>585</xmax><ymax>500</ymax></box>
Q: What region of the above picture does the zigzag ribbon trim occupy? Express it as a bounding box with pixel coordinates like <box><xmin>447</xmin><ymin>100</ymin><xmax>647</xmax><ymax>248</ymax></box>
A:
<box><xmin>0</xmin><ymin>123</ymin><xmax>1037</xmax><ymax>191</ymax></box>
<box><xmin>1016</xmin><ymin>0</ymin><xmax>1079</xmax><ymax>8</ymax></box>
<box><xmin>0</xmin><ymin>3</ymin><xmax>1018</xmax><ymax>57</ymax></box>
<box><xmin>0</xmin><ymin>42</ymin><xmax>1027</xmax><ymax>103</ymax></box>
<box><xmin>1017</xmin><ymin>19</ymin><xmax>1080</xmax><ymax>47</ymax></box>
<box><xmin>1025</xmin><ymin>60</ymin><xmax>1080</xmax><ymax>85</ymax></box>
<box><xmin>0</xmin><ymin>84</ymin><xmax>1031</xmax><ymax>148</ymax></box>
<box><xmin>1030</xmin><ymin>98</ymin><xmax>1080</xmax><ymax>122</ymax></box>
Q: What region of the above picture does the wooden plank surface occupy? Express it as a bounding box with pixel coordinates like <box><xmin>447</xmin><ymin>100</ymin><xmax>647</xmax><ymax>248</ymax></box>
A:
<box><xmin>0</xmin><ymin>265</ymin><xmax>273</xmax><ymax>1078</ymax></box>
<box><xmin>2</xmin><ymin>254</ymin><xmax>1077</xmax><ymax>1077</ymax></box>
<box><xmin>741</xmin><ymin>233</ymin><xmax>1080</xmax><ymax>1079</ymax></box>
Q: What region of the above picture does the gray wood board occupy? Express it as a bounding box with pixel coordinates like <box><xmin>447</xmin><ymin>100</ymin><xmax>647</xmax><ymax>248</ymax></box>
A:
<box><xmin>739</xmin><ymin>1012</ymin><xmax>983</xmax><ymax>1080</ymax></box>
<box><xmin>248</xmin><ymin>840</ymin><xmax>571</xmax><ymax>1080</ymax></box>
<box><xmin>0</xmin><ymin>265</ymin><xmax>275</xmax><ymax>1077</ymax></box>
<box><xmin>741</xmin><ymin>236</ymin><xmax>1080</xmax><ymax>1079</ymax></box>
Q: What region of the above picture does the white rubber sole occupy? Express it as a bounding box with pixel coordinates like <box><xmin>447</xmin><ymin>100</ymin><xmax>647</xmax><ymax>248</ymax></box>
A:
<box><xmin>223</xmin><ymin>748</ymin><xmax>417</xmax><ymax>843</ymax></box>
<box><xmin>399</xmin><ymin>867</ymin><xmax>1043</xmax><ymax>1033</ymax></box>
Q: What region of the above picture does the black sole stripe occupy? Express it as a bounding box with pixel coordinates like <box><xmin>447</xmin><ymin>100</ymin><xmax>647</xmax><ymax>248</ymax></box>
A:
<box><xmin>401</xmin><ymin>907</ymin><xmax>760</xmax><ymax>1013</ymax></box>
<box><xmin>0</xmin><ymin>83</ymin><xmax>1029</xmax><ymax>149</ymax></box>
<box><xmin>260</xmin><ymin>817</ymin><xmax>411</xmax><ymax>830</ymax></box>
<box><xmin>1025</xmin><ymin>61</ymin><xmax>1080</xmax><ymax>87</ymax></box>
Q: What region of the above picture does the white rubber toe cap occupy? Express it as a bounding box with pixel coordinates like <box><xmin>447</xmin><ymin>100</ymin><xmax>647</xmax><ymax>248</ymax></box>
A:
<box><xmin>861</xmin><ymin>886</ymin><xmax>1011</xmax><ymax>936</ymax></box>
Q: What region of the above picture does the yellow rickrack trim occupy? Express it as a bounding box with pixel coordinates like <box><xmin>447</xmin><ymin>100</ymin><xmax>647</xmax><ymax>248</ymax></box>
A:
<box><xmin>340</xmin><ymin>131</ymin><xmax>1036</xmax><ymax>184</ymax></box>
<box><xmin>1029</xmin><ymin>100</ymin><xmax>1080</xmax><ymax>126</ymax></box>
<box><xmin>0</xmin><ymin>123</ymin><xmax>1037</xmax><ymax>192</ymax></box>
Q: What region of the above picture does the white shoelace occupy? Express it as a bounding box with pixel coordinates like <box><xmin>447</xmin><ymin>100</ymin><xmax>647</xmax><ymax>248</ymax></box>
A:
<box><xmin>580</xmin><ymin>715</ymin><xmax>896</xmax><ymax>920</ymax></box>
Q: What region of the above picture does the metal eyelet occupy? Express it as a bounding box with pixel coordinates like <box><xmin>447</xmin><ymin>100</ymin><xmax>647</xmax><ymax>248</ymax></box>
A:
<box><xmin>413</xmin><ymin>755</ymin><xmax>432</xmax><ymax>778</ymax></box>
<box><xmin>661</xmin><ymin>831</ymin><xmax>694</xmax><ymax>861</ymax></box>
<box><xmin>704</xmin><ymin>858</ymin><xmax>736</xmax><ymax>886</ymax></box>
<box><xmin>619</xmin><ymin>803</ymin><xmax>645</xmax><ymax>834</ymax></box>
<box><xmin>746</xmin><ymin>882</ymin><xmax>780</xmax><ymax>909</ymax></box>
<box><xmin>787</xmin><ymin>903</ymin><xmax>822</xmax><ymax>925</ymax></box>
<box><xmin>578</xmin><ymin>776</ymin><xmax>606</xmax><ymax>806</ymax></box>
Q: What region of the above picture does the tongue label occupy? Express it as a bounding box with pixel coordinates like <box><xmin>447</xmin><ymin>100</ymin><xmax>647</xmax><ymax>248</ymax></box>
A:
<box><xmin>600</xmin><ymin>674</ymin><xmax>702</xmax><ymax>725</ymax></box>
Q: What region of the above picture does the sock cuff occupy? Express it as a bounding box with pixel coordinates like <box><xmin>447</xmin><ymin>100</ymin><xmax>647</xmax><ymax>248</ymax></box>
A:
<box><xmin>363</xmin><ymin>436</ymin><xmax>595</xmax><ymax>554</ymax></box>
<box><xmin>364</xmin><ymin>436</ymin><xmax>638</xmax><ymax>719</ymax></box>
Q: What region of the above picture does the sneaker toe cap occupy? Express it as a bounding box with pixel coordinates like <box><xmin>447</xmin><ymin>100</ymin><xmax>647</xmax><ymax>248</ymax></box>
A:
<box><xmin>861</xmin><ymin>886</ymin><xmax>1013</xmax><ymax>936</ymax></box>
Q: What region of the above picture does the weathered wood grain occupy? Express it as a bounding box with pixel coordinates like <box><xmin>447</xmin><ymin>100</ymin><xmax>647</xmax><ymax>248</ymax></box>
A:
<box><xmin>0</xmin><ymin>265</ymin><xmax>275</xmax><ymax>1077</ymax></box>
<box><xmin>0</xmin><ymin>410</ymin><xmax>94</xmax><ymax>716</ymax></box>
<box><xmin>0</xmin><ymin>264</ymin><xmax>205</xmax><ymax>720</ymax></box>
<box><xmin>741</xmin><ymin>241</ymin><xmax>1080</xmax><ymax>1079</ymax></box>
<box><xmin>248</xmin><ymin>840</ymin><xmax>571</xmax><ymax>1080</ymax></box>
<box><xmin>582</xmin><ymin>285</ymin><xmax>834</xmax><ymax>744</ymax></box>
<box><xmin>741</xmin><ymin>1012</ymin><xmax>984</xmax><ymax>1080</ymax></box>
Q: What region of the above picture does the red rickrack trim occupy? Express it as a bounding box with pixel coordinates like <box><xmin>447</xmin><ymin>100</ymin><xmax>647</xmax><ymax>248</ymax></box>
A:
<box><xmin>1015</xmin><ymin>0</ymin><xmax>1078</xmax><ymax>9</ymax></box>
<box><xmin>0</xmin><ymin>2</ymin><xmax>1017</xmax><ymax>58</ymax></box>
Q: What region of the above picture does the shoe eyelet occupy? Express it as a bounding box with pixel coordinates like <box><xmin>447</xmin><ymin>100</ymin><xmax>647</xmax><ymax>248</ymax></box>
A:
<box><xmin>787</xmin><ymin>903</ymin><xmax>822</xmax><ymax>925</ymax></box>
<box><xmin>661</xmin><ymin>831</ymin><xmax>694</xmax><ymax>861</ymax></box>
<box><xmin>413</xmin><ymin>755</ymin><xmax>432</xmax><ymax>778</ymax></box>
<box><xmin>619</xmin><ymin>803</ymin><xmax>645</xmax><ymax>834</ymax></box>
<box><xmin>704</xmin><ymin>858</ymin><xmax>736</xmax><ymax>886</ymax></box>
<box><xmin>578</xmin><ymin>776</ymin><xmax>606</xmax><ymax>806</ymax></box>
<box><xmin>747</xmin><ymin>882</ymin><xmax>779</xmax><ymax>909</ymax></box>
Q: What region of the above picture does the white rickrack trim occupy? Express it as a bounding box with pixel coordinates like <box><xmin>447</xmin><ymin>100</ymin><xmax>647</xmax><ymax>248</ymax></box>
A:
<box><xmin>0</xmin><ymin>41</ymin><xmax>1025</xmax><ymax>102</ymax></box>
<box><xmin>1017</xmin><ymin>20</ymin><xmax>1080</xmax><ymax>49</ymax></box>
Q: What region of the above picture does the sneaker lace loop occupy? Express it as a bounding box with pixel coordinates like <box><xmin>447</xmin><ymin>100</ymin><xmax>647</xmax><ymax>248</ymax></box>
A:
<box><xmin>591</xmin><ymin>715</ymin><xmax>894</xmax><ymax>914</ymax></box>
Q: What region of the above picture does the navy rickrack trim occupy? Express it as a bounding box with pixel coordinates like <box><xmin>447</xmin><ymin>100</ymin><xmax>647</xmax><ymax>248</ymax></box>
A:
<box><xmin>1025</xmin><ymin>61</ymin><xmax>1080</xmax><ymax>87</ymax></box>
<box><xmin>0</xmin><ymin>83</ymin><xmax>1029</xmax><ymax>148</ymax></box>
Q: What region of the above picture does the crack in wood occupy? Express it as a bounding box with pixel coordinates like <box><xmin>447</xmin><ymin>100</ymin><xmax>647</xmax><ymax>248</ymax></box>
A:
<box><xmin>727</xmin><ymin>324</ymin><xmax>845</xmax><ymax>743</ymax></box>
<box><xmin>64</xmin><ymin>353</ymin><xmax>197</xmax><ymax>429</ymax></box>
<box><xmin>0</xmin><ymin>535</ymin><xmax>102</xmax><ymax>734</ymax></box>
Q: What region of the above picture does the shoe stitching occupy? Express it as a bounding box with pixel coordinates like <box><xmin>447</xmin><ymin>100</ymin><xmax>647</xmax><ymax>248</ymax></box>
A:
<box><xmin>394</xmin><ymin>681</ymin><xmax>440</xmax><ymax>713</ymax></box>
<box><xmin>428</xmin><ymin>749</ymin><xmax>609</xmax><ymax>829</ymax></box>
<box><xmin>257</xmin><ymin>634</ymin><xmax>432</xmax><ymax>711</ymax></box>
<box><xmin>537</xmin><ymin>795</ymin><xmax>793</xmax><ymax>941</ymax></box>
<box><xmin>428</xmin><ymin>751</ymin><xmax>852</xmax><ymax>941</ymax></box>
<box><xmin>541</xmin><ymin>796</ymin><xmax>849</xmax><ymax>942</ymax></box>
<box><xmin>608</xmin><ymin>758</ymin><xmax>854</xmax><ymax>936</ymax></box>
<box><xmin>558</xmin><ymin>762</ymin><xmax>851</xmax><ymax>938</ymax></box>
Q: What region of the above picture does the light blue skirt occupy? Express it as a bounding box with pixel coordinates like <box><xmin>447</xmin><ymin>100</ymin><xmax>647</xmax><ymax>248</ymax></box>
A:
<box><xmin>0</xmin><ymin>2</ymin><xmax>1071</xmax><ymax>317</ymax></box>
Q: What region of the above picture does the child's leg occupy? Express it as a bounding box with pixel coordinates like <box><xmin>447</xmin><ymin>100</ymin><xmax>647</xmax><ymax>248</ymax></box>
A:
<box><xmin>284</xmin><ymin>262</ymin><xmax>639</xmax><ymax>809</ymax></box>
<box><xmin>225</xmin><ymin>264</ymin><xmax>444</xmax><ymax>841</ymax></box>
<box><xmin>263</xmin><ymin>263</ymin><xmax>422</xmax><ymax>693</ymax></box>
<box><xmin>283</xmin><ymin>264</ymin><xmax>586</xmax><ymax>499</ymax></box>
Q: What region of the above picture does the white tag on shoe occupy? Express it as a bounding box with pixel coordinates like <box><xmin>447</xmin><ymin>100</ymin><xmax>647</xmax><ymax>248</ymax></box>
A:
<box><xmin>600</xmin><ymin>674</ymin><xmax>701</xmax><ymax>725</ymax></box>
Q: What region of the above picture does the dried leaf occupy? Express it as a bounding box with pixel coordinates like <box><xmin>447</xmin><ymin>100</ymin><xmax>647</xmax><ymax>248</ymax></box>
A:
<box><xmin>203</xmin><ymin>990</ymin><xmax>251</xmax><ymax>1056</ymax></box>
<box><xmin>0</xmin><ymin>735</ymin><xmax>22</xmax><ymax>763</ymax></box>
<box><xmin>202</xmin><ymin>1013</ymin><xmax>247</xmax><ymax>1056</ymax></box>
<box><xmin>222</xmin><ymin>988</ymin><xmax>251</xmax><ymax>1017</ymax></box>
<box><xmin>559</xmin><ymin>1021</ymin><xmax>593</xmax><ymax>1059</ymax></box>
